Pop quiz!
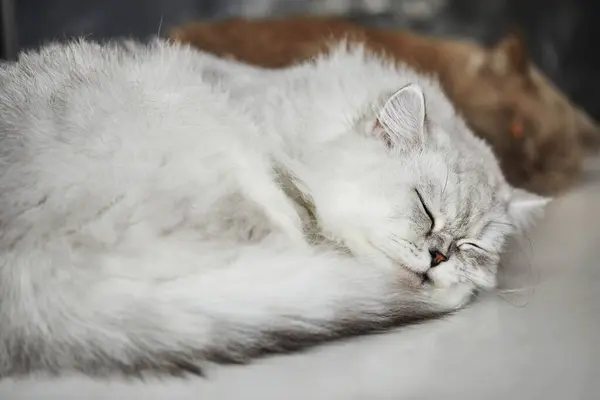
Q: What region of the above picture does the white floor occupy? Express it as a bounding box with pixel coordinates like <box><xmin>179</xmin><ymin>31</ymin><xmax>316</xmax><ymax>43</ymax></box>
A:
<box><xmin>2</xmin><ymin>158</ymin><xmax>600</xmax><ymax>400</ymax></box>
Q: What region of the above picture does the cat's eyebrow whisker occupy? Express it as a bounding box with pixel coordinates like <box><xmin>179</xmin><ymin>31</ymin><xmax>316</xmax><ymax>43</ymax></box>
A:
<box><xmin>442</xmin><ymin>186</ymin><xmax>460</xmax><ymax>199</ymax></box>
<box><xmin>487</xmin><ymin>220</ymin><xmax>521</xmax><ymax>236</ymax></box>
<box><xmin>441</xmin><ymin>167</ymin><xmax>450</xmax><ymax>197</ymax></box>
<box><xmin>157</xmin><ymin>16</ymin><xmax>164</xmax><ymax>37</ymax></box>
<box><xmin>487</xmin><ymin>220</ymin><xmax>516</xmax><ymax>228</ymax></box>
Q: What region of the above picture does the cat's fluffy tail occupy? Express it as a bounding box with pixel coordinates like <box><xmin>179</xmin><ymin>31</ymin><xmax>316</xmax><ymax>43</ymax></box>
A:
<box><xmin>0</xmin><ymin>241</ymin><xmax>472</xmax><ymax>378</ymax></box>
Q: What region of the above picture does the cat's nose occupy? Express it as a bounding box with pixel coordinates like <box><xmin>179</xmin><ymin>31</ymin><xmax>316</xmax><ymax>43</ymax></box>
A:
<box><xmin>429</xmin><ymin>249</ymin><xmax>448</xmax><ymax>268</ymax></box>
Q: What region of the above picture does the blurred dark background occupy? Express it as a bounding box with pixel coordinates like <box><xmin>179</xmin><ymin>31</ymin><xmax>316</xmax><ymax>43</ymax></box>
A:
<box><xmin>2</xmin><ymin>0</ymin><xmax>599</xmax><ymax>120</ymax></box>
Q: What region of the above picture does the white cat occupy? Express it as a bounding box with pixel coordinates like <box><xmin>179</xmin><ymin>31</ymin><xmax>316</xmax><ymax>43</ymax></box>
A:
<box><xmin>0</xmin><ymin>39</ymin><xmax>547</xmax><ymax>377</ymax></box>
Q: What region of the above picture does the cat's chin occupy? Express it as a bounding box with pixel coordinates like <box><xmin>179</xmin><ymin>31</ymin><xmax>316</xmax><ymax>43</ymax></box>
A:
<box><xmin>398</xmin><ymin>266</ymin><xmax>427</xmax><ymax>288</ymax></box>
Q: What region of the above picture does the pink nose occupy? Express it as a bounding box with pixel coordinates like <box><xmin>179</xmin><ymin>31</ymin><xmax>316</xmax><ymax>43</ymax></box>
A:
<box><xmin>429</xmin><ymin>250</ymin><xmax>448</xmax><ymax>268</ymax></box>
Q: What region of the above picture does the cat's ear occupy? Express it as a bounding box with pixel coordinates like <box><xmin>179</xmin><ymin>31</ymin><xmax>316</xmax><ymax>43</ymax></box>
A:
<box><xmin>374</xmin><ymin>83</ymin><xmax>426</xmax><ymax>151</ymax></box>
<box><xmin>508</xmin><ymin>188</ymin><xmax>551</xmax><ymax>231</ymax></box>
<box><xmin>488</xmin><ymin>30</ymin><xmax>529</xmax><ymax>75</ymax></box>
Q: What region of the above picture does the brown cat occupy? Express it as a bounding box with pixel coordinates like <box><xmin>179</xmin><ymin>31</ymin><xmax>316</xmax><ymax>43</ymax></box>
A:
<box><xmin>170</xmin><ymin>16</ymin><xmax>600</xmax><ymax>195</ymax></box>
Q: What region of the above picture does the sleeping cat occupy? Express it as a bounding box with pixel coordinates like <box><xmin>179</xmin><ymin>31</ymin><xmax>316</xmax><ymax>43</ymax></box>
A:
<box><xmin>171</xmin><ymin>16</ymin><xmax>600</xmax><ymax>195</ymax></box>
<box><xmin>0</xmin><ymin>39</ymin><xmax>547</xmax><ymax>378</ymax></box>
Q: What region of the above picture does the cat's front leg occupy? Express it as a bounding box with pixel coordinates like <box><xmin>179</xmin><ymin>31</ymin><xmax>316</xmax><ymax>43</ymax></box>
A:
<box><xmin>310</xmin><ymin>178</ymin><xmax>431</xmax><ymax>273</ymax></box>
<box><xmin>279</xmin><ymin>84</ymin><xmax>437</xmax><ymax>271</ymax></box>
<box><xmin>310</xmin><ymin>180</ymin><xmax>388</xmax><ymax>264</ymax></box>
<box><xmin>234</xmin><ymin>149</ymin><xmax>308</xmax><ymax>248</ymax></box>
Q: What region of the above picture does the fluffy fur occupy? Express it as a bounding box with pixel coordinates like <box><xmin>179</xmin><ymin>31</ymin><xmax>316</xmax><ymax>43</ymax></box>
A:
<box><xmin>170</xmin><ymin>16</ymin><xmax>600</xmax><ymax>195</ymax></box>
<box><xmin>0</xmin><ymin>39</ymin><xmax>547</xmax><ymax>378</ymax></box>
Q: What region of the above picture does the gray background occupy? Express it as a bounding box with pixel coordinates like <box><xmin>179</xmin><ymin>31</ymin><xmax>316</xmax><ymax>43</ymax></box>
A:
<box><xmin>12</xmin><ymin>0</ymin><xmax>600</xmax><ymax>124</ymax></box>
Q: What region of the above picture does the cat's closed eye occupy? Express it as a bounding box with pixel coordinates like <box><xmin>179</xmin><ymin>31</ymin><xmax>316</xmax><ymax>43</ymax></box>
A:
<box><xmin>415</xmin><ymin>189</ymin><xmax>435</xmax><ymax>234</ymax></box>
<box><xmin>456</xmin><ymin>239</ymin><xmax>491</xmax><ymax>253</ymax></box>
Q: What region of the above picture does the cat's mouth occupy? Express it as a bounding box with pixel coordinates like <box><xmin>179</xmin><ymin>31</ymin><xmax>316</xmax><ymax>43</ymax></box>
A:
<box><xmin>419</xmin><ymin>272</ymin><xmax>433</xmax><ymax>285</ymax></box>
<box><xmin>397</xmin><ymin>265</ymin><xmax>430</xmax><ymax>288</ymax></box>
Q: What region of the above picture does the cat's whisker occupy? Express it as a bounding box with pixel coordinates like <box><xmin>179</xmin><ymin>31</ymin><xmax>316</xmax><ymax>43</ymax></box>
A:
<box><xmin>442</xmin><ymin>186</ymin><xmax>460</xmax><ymax>199</ymax></box>
<box><xmin>0</xmin><ymin>37</ymin><xmax>549</xmax><ymax>377</ymax></box>
<box><xmin>494</xmin><ymin>286</ymin><xmax>537</xmax><ymax>308</ymax></box>
<box><xmin>493</xmin><ymin>233</ymin><xmax>539</xmax><ymax>307</ymax></box>
<box><xmin>157</xmin><ymin>16</ymin><xmax>164</xmax><ymax>38</ymax></box>
<box><xmin>496</xmin><ymin>285</ymin><xmax>538</xmax><ymax>294</ymax></box>
<box><xmin>387</xmin><ymin>233</ymin><xmax>403</xmax><ymax>244</ymax></box>
<box><xmin>441</xmin><ymin>167</ymin><xmax>450</xmax><ymax>197</ymax></box>
<box><xmin>488</xmin><ymin>220</ymin><xmax>517</xmax><ymax>228</ymax></box>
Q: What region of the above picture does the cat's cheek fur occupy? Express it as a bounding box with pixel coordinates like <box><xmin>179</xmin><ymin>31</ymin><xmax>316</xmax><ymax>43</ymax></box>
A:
<box><xmin>0</xmin><ymin>39</ymin><xmax>535</xmax><ymax>377</ymax></box>
<box><xmin>428</xmin><ymin>261</ymin><xmax>496</xmax><ymax>291</ymax></box>
<box><xmin>473</xmin><ymin>270</ymin><xmax>498</xmax><ymax>290</ymax></box>
<box><xmin>317</xmin><ymin>198</ymin><xmax>431</xmax><ymax>273</ymax></box>
<box><xmin>427</xmin><ymin>263</ymin><xmax>461</xmax><ymax>288</ymax></box>
<box><xmin>397</xmin><ymin>266</ymin><xmax>425</xmax><ymax>288</ymax></box>
<box><xmin>391</xmin><ymin>242</ymin><xmax>432</xmax><ymax>274</ymax></box>
<box><xmin>425</xmin><ymin>283</ymin><xmax>475</xmax><ymax>311</ymax></box>
<box><xmin>311</xmin><ymin>182</ymin><xmax>397</xmax><ymax>265</ymax></box>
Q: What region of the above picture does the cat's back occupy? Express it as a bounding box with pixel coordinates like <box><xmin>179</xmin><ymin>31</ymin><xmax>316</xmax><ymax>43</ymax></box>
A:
<box><xmin>0</xmin><ymin>40</ymin><xmax>259</xmax><ymax>234</ymax></box>
<box><xmin>0</xmin><ymin>39</ymin><xmax>248</xmax><ymax>170</ymax></box>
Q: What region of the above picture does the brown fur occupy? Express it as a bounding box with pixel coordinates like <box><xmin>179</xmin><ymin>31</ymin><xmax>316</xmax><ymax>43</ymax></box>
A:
<box><xmin>170</xmin><ymin>16</ymin><xmax>600</xmax><ymax>195</ymax></box>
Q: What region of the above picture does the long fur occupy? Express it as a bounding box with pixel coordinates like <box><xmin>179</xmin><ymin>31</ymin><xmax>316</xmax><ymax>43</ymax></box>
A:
<box><xmin>171</xmin><ymin>16</ymin><xmax>600</xmax><ymax>195</ymax></box>
<box><xmin>0</xmin><ymin>39</ymin><xmax>543</xmax><ymax>378</ymax></box>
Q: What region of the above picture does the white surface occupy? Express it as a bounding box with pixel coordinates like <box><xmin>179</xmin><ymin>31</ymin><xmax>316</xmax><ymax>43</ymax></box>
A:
<box><xmin>2</xmin><ymin>158</ymin><xmax>599</xmax><ymax>400</ymax></box>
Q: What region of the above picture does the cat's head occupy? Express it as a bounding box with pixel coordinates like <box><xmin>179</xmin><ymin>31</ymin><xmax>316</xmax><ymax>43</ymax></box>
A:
<box><xmin>357</xmin><ymin>83</ymin><xmax>549</xmax><ymax>289</ymax></box>
<box><xmin>450</xmin><ymin>31</ymin><xmax>600</xmax><ymax>195</ymax></box>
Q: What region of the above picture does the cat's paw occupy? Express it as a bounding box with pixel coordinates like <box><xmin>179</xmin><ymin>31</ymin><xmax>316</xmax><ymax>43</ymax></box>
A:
<box><xmin>315</xmin><ymin>184</ymin><xmax>429</xmax><ymax>272</ymax></box>
<box><xmin>329</xmin><ymin>219</ymin><xmax>430</xmax><ymax>274</ymax></box>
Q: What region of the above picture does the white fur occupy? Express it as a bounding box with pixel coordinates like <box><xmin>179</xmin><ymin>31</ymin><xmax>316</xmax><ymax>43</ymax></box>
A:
<box><xmin>0</xmin><ymin>39</ymin><xmax>547</xmax><ymax>377</ymax></box>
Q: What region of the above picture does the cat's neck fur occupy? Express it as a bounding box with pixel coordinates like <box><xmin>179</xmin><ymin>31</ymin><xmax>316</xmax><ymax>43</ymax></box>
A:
<box><xmin>0</xmin><ymin>39</ymin><xmax>544</xmax><ymax>378</ymax></box>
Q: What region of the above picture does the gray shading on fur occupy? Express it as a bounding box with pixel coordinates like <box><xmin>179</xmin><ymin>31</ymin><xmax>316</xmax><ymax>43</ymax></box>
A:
<box><xmin>0</xmin><ymin>39</ymin><xmax>546</xmax><ymax>378</ymax></box>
